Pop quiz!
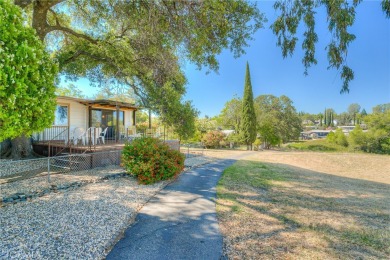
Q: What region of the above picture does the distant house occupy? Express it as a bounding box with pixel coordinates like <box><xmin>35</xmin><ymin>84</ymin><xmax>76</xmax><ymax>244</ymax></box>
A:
<box><xmin>302</xmin><ymin>119</ymin><xmax>315</xmax><ymax>126</ymax></box>
<box><xmin>221</xmin><ymin>130</ymin><xmax>235</xmax><ymax>136</ymax></box>
<box><xmin>301</xmin><ymin>130</ymin><xmax>332</xmax><ymax>139</ymax></box>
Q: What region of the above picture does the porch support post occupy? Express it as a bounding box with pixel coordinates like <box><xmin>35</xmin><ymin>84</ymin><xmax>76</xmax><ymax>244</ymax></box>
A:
<box><xmin>88</xmin><ymin>106</ymin><xmax>92</xmax><ymax>127</ymax></box>
<box><xmin>116</xmin><ymin>106</ymin><xmax>120</xmax><ymax>143</ymax></box>
<box><xmin>88</xmin><ymin>105</ymin><xmax>92</xmax><ymax>149</ymax></box>
<box><xmin>148</xmin><ymin>109</ymin><xmax>152</xmax><ymax>129</ymax></box>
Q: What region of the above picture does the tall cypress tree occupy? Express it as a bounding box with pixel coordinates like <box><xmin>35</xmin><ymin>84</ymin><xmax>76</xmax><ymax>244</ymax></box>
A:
<box><xmin>240</xmin><ymin>62</ymin><xmax>257</xmax><ymax>150</ymax></box>
<box><xmin>324</xmin><ymin>108</ymin><xmax>327</xmax><ymax>127</ymax></box>
<box><xmin>330</xmin><ymin>112</ymin><xmax>334</xmax><ymax>127</ymax></box>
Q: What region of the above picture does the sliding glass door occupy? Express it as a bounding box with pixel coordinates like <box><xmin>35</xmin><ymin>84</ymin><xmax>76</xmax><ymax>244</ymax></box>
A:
<box><xmin>90</xmin><ymin>109</ymin><xmax>124</xmax><ymax>140</ymax></box>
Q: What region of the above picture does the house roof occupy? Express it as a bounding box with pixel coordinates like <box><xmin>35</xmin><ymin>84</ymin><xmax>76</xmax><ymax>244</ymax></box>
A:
<box><xmin>57</xmin><ymin>96</ymin><xmax>138</xmax><ymax>110</ymax></box>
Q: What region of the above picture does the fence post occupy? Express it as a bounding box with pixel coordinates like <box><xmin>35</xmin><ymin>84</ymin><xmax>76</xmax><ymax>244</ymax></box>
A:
<box><xmin>47</xmin><ymin>157</ymin><xmax>51</xmax><ymax>183</ymax></box>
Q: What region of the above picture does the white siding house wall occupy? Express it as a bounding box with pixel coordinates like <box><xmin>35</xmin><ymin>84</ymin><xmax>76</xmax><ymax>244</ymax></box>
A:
<box><xmin>124</xmin><ymin>110</ymin><xmax>132</xmax><ymax>129</ymax></box>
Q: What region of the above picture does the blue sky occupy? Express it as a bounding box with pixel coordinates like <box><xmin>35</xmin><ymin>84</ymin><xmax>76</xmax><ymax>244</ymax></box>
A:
<box><xmin>70</xmin><ymin>1</ymin><xmax>389</xmax><ymax>117</ymax></box>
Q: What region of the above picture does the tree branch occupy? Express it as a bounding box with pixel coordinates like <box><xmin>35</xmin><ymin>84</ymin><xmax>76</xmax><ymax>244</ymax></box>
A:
<box><xmin>14</xmin><ymin>0</ymin><xmax>33</xmax><ymax>8</ymax></box>
<box><xmin>50</xmin><ymin>25</ymin><xmax>98</xmax><ymax>44</ymax></box>
<box><xmin>47</xmin><ymin>8</ymin><xmax>98</xmax><ymax>44</ymax></box>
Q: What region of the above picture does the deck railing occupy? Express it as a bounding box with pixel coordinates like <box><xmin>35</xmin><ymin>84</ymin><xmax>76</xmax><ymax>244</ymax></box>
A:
<box><xmin>33</xmin><ymin>126</ymin><xmax>69</xmax><ymax>143</ymax></box>
<box><xmin>32</xmin><ymin>126</ymin><xmax>168</xmax><ymax>156</ymax></box>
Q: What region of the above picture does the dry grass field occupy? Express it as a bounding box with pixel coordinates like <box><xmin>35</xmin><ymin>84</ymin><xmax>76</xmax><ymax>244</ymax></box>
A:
<box><xmin>215</xmin><ymin>150</ymin><xmax>390</xmax><ymax>259</ymax></box>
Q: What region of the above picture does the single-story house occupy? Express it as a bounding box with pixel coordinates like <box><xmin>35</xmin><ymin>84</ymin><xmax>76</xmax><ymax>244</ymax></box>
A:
<box><xmin>300</xmin><ymin>130</ymin><xmax>333</xmax><ymax>139</ymax></box>
<box><xmin>33</xmin><ymin>96</ymin><xmax>138</xmax><ymax>145</ymax></box>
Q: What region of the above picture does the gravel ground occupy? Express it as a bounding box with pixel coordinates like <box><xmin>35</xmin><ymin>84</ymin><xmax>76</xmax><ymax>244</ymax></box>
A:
<box><xmin>1</xmin><ymin>155</ymin><xmax>215</xmax><ymax>199</ymax></box>
<box><xmin>0</xmin><ymin>155</ymin><xmax>216</xmax><ymax>259</ymax></box>
<box><xmin>0</xmin><ymin>166</ymin><xmax>124</xmax><ymax>199</ymax></box>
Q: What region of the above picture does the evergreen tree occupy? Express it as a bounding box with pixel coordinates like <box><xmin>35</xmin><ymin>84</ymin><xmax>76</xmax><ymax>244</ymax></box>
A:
<box><xmin>324</xmin><ymin>108</ymin><xmax>327</xmax><ymax>127</ymax></box>
<box><xmin>361</xmin><ymin>109</ymin><xmax>368</xmax><ymax>116</ymax></box>
<box><xmin>330</xmin><ymin>112</ymin><xmax>334</xmax><ymax>127</ymax></box>
<box><xmin>240</xmin><ymin>62</ymin><xmax>257</xmax><ymax>150</ymax></box>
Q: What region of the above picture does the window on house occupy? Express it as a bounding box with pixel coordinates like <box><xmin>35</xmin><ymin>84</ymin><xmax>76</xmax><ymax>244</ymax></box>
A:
<box><xmin>54</xmin><ymin>105</ymin><xmax>68</xmax><ymax>126</ymax></box>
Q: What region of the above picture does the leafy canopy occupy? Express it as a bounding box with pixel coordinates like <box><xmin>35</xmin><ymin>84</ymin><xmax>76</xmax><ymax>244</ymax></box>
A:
<box><xmin>0</xmin><ymin>0</ymin><xmax>58</xmax><ymax>142</ymax></box>
<box><xmin>254</xmin><ymin>95</ymin><xmax>302</xmax><ymax>147</ymax></box>
<box><xmin>219</xmin><ymin>96</ymin><xmax>242</xmax><ymax>133</ymax></box>
<box><xmin>272</xmin><ymin>0</ymin><xmax>390</xmax><ymax>93</ymax></box>
<box><xmin>15</xmin><ymin>0</ymin><xmax>265</xmax><ymax>139</ymax></box>
<box><xmin>56</xmin><ymin>83</ymin><xmax>85</xmax><ymax>98</ymax></box>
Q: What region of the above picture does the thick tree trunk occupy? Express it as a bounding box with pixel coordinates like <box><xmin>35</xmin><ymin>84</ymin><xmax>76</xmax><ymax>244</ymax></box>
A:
<box><xmin>0</xmin><ymin>139</ymin><xmax>12</xmax><ymax>158</ymax></box>
<box><xmin>10</xmin><ymin>135</ymin><xmax>34</xmax><ymax>160</ymax></box>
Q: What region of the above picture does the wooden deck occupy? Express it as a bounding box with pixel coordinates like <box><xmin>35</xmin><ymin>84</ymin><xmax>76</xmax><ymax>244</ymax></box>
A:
<box><xmin>33</xmin><ymin>138</ymin><xmax>180</xmax><ymax>157</ymax></box>
<box><xmin>33</xmin><ymin>140</ymin><xmax>127</xmax><ymax>156</ymax></box>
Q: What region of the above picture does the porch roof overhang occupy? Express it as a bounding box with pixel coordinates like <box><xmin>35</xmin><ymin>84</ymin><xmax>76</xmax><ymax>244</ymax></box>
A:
<box><xmin>57</xmin><ymin>96</ymin><xmax>138</xmax><ymax>111</ymax></box>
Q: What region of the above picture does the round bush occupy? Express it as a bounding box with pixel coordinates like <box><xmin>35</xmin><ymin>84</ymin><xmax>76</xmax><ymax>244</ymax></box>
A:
<box><xmin>122</xmin><ymin>137</ymin><xmax>185</xmax><ymax>184</ymax></box>
<box><xmin>202</xmin><ymin>130</ymin><xmax>226</xmax><ymax>148</ymax></box>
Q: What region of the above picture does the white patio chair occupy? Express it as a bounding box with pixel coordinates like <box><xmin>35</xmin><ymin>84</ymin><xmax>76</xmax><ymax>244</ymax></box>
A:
<box><xmin>98</xmin><ymin>127</ymin><xmax>108</xmax><ymax>144</ymax></box>
<box><xmin>72</xmin><ymin>127</ymin><xmax>86</xmax><ymax>146</ymax></box>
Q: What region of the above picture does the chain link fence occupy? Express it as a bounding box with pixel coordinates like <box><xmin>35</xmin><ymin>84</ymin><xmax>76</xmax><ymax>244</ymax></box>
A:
<box><xmin>0</xmin><ymin>150</ymin><xmax>122</xmax><ymax>183</ymax></box>
<box><xmin>180</xmin><ymin>142</ymin><xmax>205</xmax><ymax>158</ymax></box>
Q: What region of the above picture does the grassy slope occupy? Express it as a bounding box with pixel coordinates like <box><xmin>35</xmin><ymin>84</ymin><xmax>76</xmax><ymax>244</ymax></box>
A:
<box><xmin>217</xmin><ymin>159</ymin><xmax>390</xmax><ymax>259</ymax></box>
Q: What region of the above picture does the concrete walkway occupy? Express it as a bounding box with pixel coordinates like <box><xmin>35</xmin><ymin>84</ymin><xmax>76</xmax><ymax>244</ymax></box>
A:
<box><xmin>106</xmin><ymin>159</ymin><xmax>236</xmax><ymax>260</ymax></box>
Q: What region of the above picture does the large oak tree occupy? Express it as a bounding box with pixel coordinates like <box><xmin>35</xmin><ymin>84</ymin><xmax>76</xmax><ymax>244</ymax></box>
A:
<box><xmin>3</xmin><ymin>0</ymin><xmax>264</xmax><ymax>158</ymax></box>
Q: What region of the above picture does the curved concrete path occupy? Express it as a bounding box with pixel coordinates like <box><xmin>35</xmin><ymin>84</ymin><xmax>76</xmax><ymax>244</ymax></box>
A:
<box><xmin>106</xmin><ymin>159</ymin><xmax>237</xmax><ymax>260</ymax></box>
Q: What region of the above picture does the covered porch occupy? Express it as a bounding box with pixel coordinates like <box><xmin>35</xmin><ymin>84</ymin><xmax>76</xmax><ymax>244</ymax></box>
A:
<box><xmin>32</xmin><ymin>96</ymin><xmax>138</xmax><ymax>156</ymax></box>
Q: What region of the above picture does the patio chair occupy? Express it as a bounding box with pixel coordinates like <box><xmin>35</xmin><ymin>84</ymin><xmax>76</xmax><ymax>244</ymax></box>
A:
<box><xmin>72</xmin><ymin>127</ymin><xmax>86</xmax><ymax>146</ymax></box>
<box><xmin>98</xmin><ymin>127</ymin><xmax>108</xmax><ymax>144</ymax></box>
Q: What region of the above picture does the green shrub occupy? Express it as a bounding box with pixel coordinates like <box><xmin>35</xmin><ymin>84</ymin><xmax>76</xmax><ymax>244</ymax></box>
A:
<box><xmin>219</xmin><ymin>140</ymin><xmax>229</xmax><ymax>148</ymax></box>
<box><xmin>122</xmin><ymin>137</ymin><xmax>185</xmax><ymax>184</ymax></box>
<box><xmin>335</xmin><ymin>128</ymin><xmax>348</xmax><ymax>147</ymax></box>
<box><xmin>326</xmin><ymin>131</ymin><xmax>336</xmax><ymax>144</ymax></box>
<box><xmin>365</xmin><ymin>129</ymin><xmax>390</xmax><ymax>154</ymax></box>
<box><xmin>202</xmin><ymin>130</ymin><xmax>226</xmax><ymax>148</ymax></box>
<box><xmin>348</xmin><ymin>125</ymin><xmax>367</xmax><ymax>151</ymax></box>
<box><xmin>253</xmin><ymin>138</ymin><xmax>262</xmax><ymax>151</ymax></box>
<box><xmin>286</xmin><ymin>139</ymin><xmax>348</xmax><ymax>152</ymax></box>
